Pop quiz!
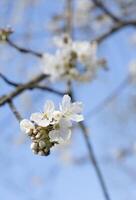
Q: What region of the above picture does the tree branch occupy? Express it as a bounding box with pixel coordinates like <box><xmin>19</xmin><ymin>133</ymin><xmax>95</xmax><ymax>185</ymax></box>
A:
<box><xmin>33</xmin><ymin>85</ymin><xmax>66</xmax><ymax>96</ymax></box>
<box><xmin>65</xmin><ymin>1</ymin><xmax>111</xmax><ymax>199</ymax></box>
<box><xmin>79</xmin><ymin>121</ymin><xmax>111</xmax><ymax>200</ymax></box>
<box><xmin>0</xmin><ymin>72</ymin><xmax>20</xmax><ymax>87</ymax></box>
<box><xmin>95</xmin><ymin>20</ymin><xmax>136</xmax><ymax>43</ymax></box>
<box><xmin>65</xmin><ymin>0</ymin><xmax>73</xmax><ymax>35</ymax></box>
<box><xmin>68</xmin><ymin>84</ymin><xmax>111</xmax><ymax>200</ymax></box>
<box><xmin>6</xmin><ymin>38</ymin><xmax>42</xmax><ymax>58</ymax></box>
<box><xmin>8</xmin><ymin>100</ymin><xmax>22</xmax><ymax>121</ymax></box>
<box><xmin>0</xmin><ymin>72</ymin><xmax>65</xmax><ymax>97</ymax></box>
<box><xmin>0</xmin><ymin>73</ymin><xmax>48</xmax><ymax>107</ymax></box>
<box><xmin>91</xmin><ymin>0</ymin><xmax>121</xmax><ymax>23</ymax></box>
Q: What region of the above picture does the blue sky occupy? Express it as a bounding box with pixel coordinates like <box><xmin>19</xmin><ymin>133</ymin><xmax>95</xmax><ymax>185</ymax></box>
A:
<box><xmin>0</xmin><ymin>0</ymin><xmax>136</xmax><ymax>200</ymax></box>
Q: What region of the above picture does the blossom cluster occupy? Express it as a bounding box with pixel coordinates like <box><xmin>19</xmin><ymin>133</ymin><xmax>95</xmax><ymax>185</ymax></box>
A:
<box><xmin>41</xmin><ymin>34</ymin><xmax>106</xmax><ymax>82</ymax></box>
<box><xmin>20</xmin><ymin>95</ymin><xmax>84</xmax><ymax>156</ymax></box>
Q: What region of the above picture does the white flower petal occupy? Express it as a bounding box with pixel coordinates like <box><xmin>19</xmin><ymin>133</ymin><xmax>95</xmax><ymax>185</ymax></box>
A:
<box><xmin>70</xmin><ymin>114</ymin><xmax>84</xmax><ymax>122</ymax></box>
<box><xmin>60</xmin><ymin>118</ymin><xmax>72</xmax><ymax>128</ymax></box>
<box><xmin>60</xmin><ymin>94</ymin><xmax>71</xmax><ymax>112</ymax></box>
<box><xmin>30</xmin><ymin>112</ymin><xmax>43</xmax><ymax>122</ymax></box>
<box><xmin>49</xmin><ymin>118</ymin><xmax>72</xmax><ymax>143</ymax></box>
<box><xmin>49</xmin><ymin>129</ymin><xmax>71</xmax><ymax>143</ymax></box>
<box><xmin>20</xmin><ymin>119</ymin><xmax>34</xmax><ymax>134</ymax></box>
<box><xmin>37</xmin><ymin>120</ymin><xmax>50</xmax><ymax>127</ymax></box>
<box><xmin>30</xmin><ymin>112</ymin><xmax>49</xmax><ymax>127</ymax></box>
<box><xmin>71</xmin><ymin>102</ymin><xmax>83</xmax><ymax>113</ymax></box>
<box><xmin>49</xmin><ymin>130</ymin><xmax>60</xmax><ymax>142</ymax></box>
<box><xmin>60</xmin><ymin>128</ymin><xmax>71</xmax><ymax>142</ymax></box>
<box><xmin>44</xmin><ymin>100</ymin><xmax>55</xmax><ymax>113</ymax></box>
<box><xmin>60</xmin><ymin>95</ymin><xmax>84</xmax><ymax>123</ymax></box>
<box><xmin>52</xmin><ymin>111</ymin><xmax>62</xmax><ymax>124</ymax></box>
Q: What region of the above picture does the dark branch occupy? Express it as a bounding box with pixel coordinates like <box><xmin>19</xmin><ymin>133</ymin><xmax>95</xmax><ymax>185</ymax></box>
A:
<box><xmin>91</xmin><ymin>0</ymin><xmax>121</xmax><ymax>23</ymax></box>
<box><xmin>0</xmin><ymin>72</ymin><xmax>65</xmax><ymax>96</ymax></box>
<box><xmin>6</xmin><ymin>38</ymin><xmax>43</xmax><ymax>58</ymax></box>
<box><xmin>79</xmin><ymin>121</ymin><xmax>111</xmax><ymax>200</ymax></box>
<box><xmin>0</xmin><ymin>73</ymin><xmax>66</xmax><ymax>107</ymax></box>
<box><xmin>95</xmin><ymin>20</ymin><xmax>136</xmax><ymax>43</ymax></box>
<box><xmin>65</xmin><ymin>0</ymin><xmax>73</xmax><ymax>35</ymax></box>
<box><xmin>68</xmin><ymin>84</ymin><xmax>111</xmax><ymax>200</ymax></box>
<box><xmin>0</xmin><ymin>72</ymin><xmax>20</xmax><ymax>87</ymax></box>
<box><xmin>33</xmin><ymin>85</ymin><xmax>66</xmax><ymax>96</ymax></box>
<box><xmin>8</xmin><ymin>100</ymin><xmax>22</xmax><ymax>121</ymax></box>
<box><xmin>0</xmin><ymin>73</ymin><xmax>48</xmax><ymax>107</ymax></box>
<box><xmin>65</xmin><ymin>1</ymin><xmax>111</xmax><ymax>197</ymax></box>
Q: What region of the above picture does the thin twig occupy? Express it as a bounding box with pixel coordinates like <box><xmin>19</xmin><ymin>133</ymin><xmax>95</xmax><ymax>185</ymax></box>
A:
<box><xmin>91</xmin><ymin>0</ymin><xmax>121</xmax><ymax>23</ymax></box>
<box><xmin>0</xmin><ymin>72</ymin><xmax>20</xmax><ymax>87</ymax></box>
<box><xmin>8</xmin><ymin>100</ymin><xmax>22</xmax><ymax>121</ymax></box>
<box><xmin>79</xmin><ymin>121</ymin><xmax>111</xmax><ymax>200</ymax></box>
<box><xmin>0</xmin><ymin>72</ymin><xmax>65</xmax><ymax>96</ymax></box>
<box><xmin>6</xmin><ymin>38</ymin><xmax>42</xmax><ymax>58</ymax></box>
<box><xmin>33</xmin><ymin>85</ymin><xmax>66</xmax><ymax>96</ymax></box>
<box><xmin>65</xmin><ymin>0</ymin><xmax>111</xmax><ymax>199</ymax></box>
<box><xmin>0</xmin><ymin>73</ymin><xmax>48</xmax><ymax>107</ymax></box>
<box><xmin>65</xmin><ymin>0</ymin><xmax>73</xmax><ymax>35</ymax></box>
<box><xmin>69</xmin><ymin>86</ymin><xmax>111</xmax><ymax>200</ymax></box>
<box><xmin>95</xmin><ymin>20</ymin><xmax>136</xmax><ymax>43</ymax></box>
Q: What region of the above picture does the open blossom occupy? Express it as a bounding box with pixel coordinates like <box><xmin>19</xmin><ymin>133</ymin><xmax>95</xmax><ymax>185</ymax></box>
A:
<box><xmin>20</xmin><ymin>119</ymin><xmax>34</xmax><ymax>134</ymax></box>
<box><xmin>73</xmin><ymin>41</ymin><xmax>97</xmax><ymax>65</ymax></box>
<box><xmin>41</xmin><ymin>35</ymin><xmax>106</xmax><ymax>82</ymax></box>
<box><xmin>41</xmin><ymin>53</ymin><xmax>65</xmax><ymax>80</ymax></box>
<box><xmin>60</xmin><ymin>94</ymin><xmax>84</xmax><ymax>122</ymax></box>
<box><xmin>49</xmin><ymin>118</ymin><xmax>72</xmax><ymax>143</ymax></box>
<box><xmin>30</xmin><ymin>100</ymin><xmax>55</xmax><ymax>127</ymax></box>
<box><xmin>20</xmin><ymin>95</ymin><xmax>84</xmax><ymax>156</ymax></box>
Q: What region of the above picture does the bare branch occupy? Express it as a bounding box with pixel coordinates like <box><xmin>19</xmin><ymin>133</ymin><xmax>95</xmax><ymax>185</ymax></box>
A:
<box><xmin>65</xmin><ymin>0</ymin><xmax>73</xmax><ymax>35</ymax></box>
<box><xmin>0</xmin><ymin>73</ymin><xmax>65</xmax><ymax>101</ymax></box>
<box><xmin>95</xmin><ymin>20</ymin><xmax>136</xmax><ymax>43</ymax></box>
<box><xmin>33</xmin><ymin>85</ymin><xmax>66</xmax><ymax>96</ymax></box>
<box><xmin>6</xmin><ymin>38</ymin><xmax>42</xmax><ymax>58</ymax></box>
<box><xmin>91</xmin><ymin>0</ymin><xmax>121</xmax><ymax>23</ymax></box>
<box><xmin>68</xmin><ymin>84</ymin><xmax>111</xmax><ymax>200</ymax></box>
<box><xmin>0</xmin><ymin>72</ymin><xmax>20</xmax><ymax>87</ymax></box>
<box><xmin>79</xmin><ymin>121</ymin><xmax>111</xmax><ymax>200</ymax></box>
<box><xmin>65</xmin><ymin>0</ymin><xmax>111</xmax><ymax>198</ymax></box>
<box><xmin>8</xmin><ymin>100</ymin><xmax>22</xmax><ymax>122</ymax></box>
<box><xmin>0</xmin><ymin>74</ymin><xmax>48</xmax><ymax>107</ymax></box>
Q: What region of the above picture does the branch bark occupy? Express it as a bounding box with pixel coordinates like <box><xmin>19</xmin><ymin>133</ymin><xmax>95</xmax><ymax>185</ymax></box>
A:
<box><xmin>8</xmin><ymin>100</ymin><xmax>22</xmax><ymax>121</ymax></box>
<box><xmin>0</xmin><ymin>74</ymin><xmax>47</xmax><ymax>107</ymax></box>
<box><xmin>91</xmin><ymin>0</ymin><xmax>121</xmax><ymax>23</ymax></box>
<box><xmin>95</xmin><ymin>21</ymin><xmax>136</xmax><ymax>44</ymax></box>
<box><xmin>6</xmin><ymin>38</ymin><xmax>42</xmax><ymax>58</ymax></box>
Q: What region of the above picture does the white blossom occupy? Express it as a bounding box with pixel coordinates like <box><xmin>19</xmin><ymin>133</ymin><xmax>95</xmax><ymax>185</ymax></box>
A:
<box><xmin>49</xmin><ymin>118</ymin><xmax>72</xmax><ymax>143</ymax></box>
<box><xmin>20</xmin><ymin>119</ymin><xmax>34</xmax><ymax>134</ymax></box>
<box><xmin>60</xmin><ymin>95</ymin><xmax>84</xmax><ymax>122</ymax></box>
<box><xmin>30</xmin><ymin>100</ymin><xmax>55</xmax><ymax>127</ymax></box>
<box><xmin>41</xmin><ymin>53</ymin><xmax>64</xmax><ymax>81</ymax></box>
<box><xmin>41</xmin><ymin>35</ymin><xmax>104</xmax><ymax>82</ymax></box>
<box><xmin>72</xmin><ymin>41</ymin><xmax>97</xmax><ymax>66</ymax></box>
<box><xmin>20</xmin><ymin>95</ymin><xmax>84</xmax><ymax>155</ymax></box>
